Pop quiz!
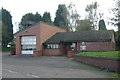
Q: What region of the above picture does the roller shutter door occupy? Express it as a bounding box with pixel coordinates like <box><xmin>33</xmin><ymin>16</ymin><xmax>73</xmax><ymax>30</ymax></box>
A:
<box><xmin>21</xmin><ymin>36</ymin><xmax>36</xmax><ymax>54</ymax></box>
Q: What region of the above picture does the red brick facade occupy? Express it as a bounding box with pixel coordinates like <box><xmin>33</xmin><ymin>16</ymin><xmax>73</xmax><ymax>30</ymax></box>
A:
<box><xmin>15</xmin><ymin>23</ymin><xmax>41</xmax><ymax>55</ymax></box>
<box><xmin>43</xmin><ymin>41</ymin><xmax>115</xmax><ymax>56</ymax></box>
<box><xmin>15</xmin><ymin>22</ymin><xmax>115</xmax><ymax>56</ymax></box>
<box><xmin>85</xmin><ymin>42</ymin><xmax>115</xmax><ymax>51</ymax></box>
<box><xmin>43</xmin><ymin>44</ymin><xmax>67</xmax><ymax>56</ymax></box>
<box><xmin>76</xmin><ymin>42</ymin><xmax>115</xmax><ymax>52</ymax></box>
<box><xmin>43</xmin><ymin>49</ymin><xmax>62</xmax><ymax>56</ymax></box>
<box><xmin>75</xmin><ymin>34</ymin><xmax>115</xmax><ymax>52</ymax></box>
<box><xmin>15</xmin><ymin>22</ymin><xmax>66</xmax><ymax>55</ymax></box>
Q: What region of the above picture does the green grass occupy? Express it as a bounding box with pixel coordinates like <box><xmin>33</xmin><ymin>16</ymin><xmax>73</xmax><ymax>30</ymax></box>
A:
<box><xmin>76</xmin><ymin>51</ymin><xmax>120</xmax><ymax>60</ymax></box>
<box><xmin>112</xmin><ymin>72</ymin><xmax>120</xmax><ymax>78</ymax></box>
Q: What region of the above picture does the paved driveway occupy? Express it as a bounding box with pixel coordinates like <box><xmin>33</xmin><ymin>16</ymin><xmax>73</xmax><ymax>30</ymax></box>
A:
<box><xmin>2</xmin><ymin>52</ymin><xmax>113</xmax><ymax>78</ymax></box>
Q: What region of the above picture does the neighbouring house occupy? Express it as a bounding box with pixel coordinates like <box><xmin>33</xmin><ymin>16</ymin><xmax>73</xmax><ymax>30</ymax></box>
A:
<box><xmin>15</xmin><ymin>21</ymin><xmax>115</xmax><ymax>56</ymax></box>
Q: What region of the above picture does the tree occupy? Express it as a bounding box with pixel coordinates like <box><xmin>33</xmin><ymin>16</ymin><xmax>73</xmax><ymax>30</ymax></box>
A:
<box><xmin>85</xmin><ymin>2</ymin><xmax>99</xmax><ymax>30</ymax></box>
<box><xmin>0</xmin><ymin>21</ymin><xmax>1</xmax><ymax>46</ymax></box>
<box><xmin>2</xmin><ymin>22</ymin><xmax>9</xmax><ymax>47</ymax></box>
<box><xmin>76</xmin><ymin>19</ymin><xmax>92</xmax><ymax>31</ymax></box>
<box><xmin>109</xmin><ymin>0</ymin><xmax>120</xmax><ymax>30</ymax></box>
<box><xmin>67</xmin><ymin>2</ymin><xmax>80</xmax><ymax>31</ymax></box>
<box><xmin>98</xmin><ymin>19</ymin><xmax>107</xmax><ymax>30</ymax></box>
<box><xmin>42</xmin><ymin>12</ymin><xmax>52</xmax><ymax>24</ymax></box>
<box><xmin>115</xmin><ymin>30</ymin><xmax>120</xmax><ymax>50</ymax></box>
<box><xmin>34</xmin><ymin>12</ymin><xmax>42</xmax><ymax>22</ymax></box>
<box><xmin>19</xmin><ymin>12</ymin><xmax>42</xmax><ymax>31</ymax></box>
<box><xmin>54</xmin><ymin>4</ymin><xmax>68</xmax><ymax>30</ymax></box>
<box><xmin>0</xmin><ymin>11</ymin><xmax>2</xmax><ymax>45</ymax></box>
<box><xmin>1</xmin><ymin>8</ymin><xmax>13</xmax><ymax>48</ymax></box>
<box><xmin>109</xmin><ymin>0</ymin><xmax>120</xmax><ymax>50</ymax></box>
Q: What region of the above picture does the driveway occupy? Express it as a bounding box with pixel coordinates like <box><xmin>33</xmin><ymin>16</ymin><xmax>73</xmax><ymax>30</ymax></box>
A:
<box><xmin>2</xmin><ymin>52</ymin><xmax>113</xmax><ymax>78</ymax></box>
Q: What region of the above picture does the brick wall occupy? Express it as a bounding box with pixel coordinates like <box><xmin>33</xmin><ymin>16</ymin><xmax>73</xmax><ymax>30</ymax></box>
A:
<box><xmin>43</xmin><ymin>49</ymin><xmax>63</xmax><ymax>56</ymax></box>
<box><xmin>60</xmin><ymin>44</ymin><xmax>67</xmax><ymax>55</ymax></box>
<box><xmin>15</xmin><ymin>23</ymin><xmax>40</xmax><ymax>55</ymax></box>
<box><xmin>74</xmin><ymin>56</ymin><xmax>120</xmax><ymax>72</ymax></box>
<box><xmin>40</xmin><ymin>22</ymin><xmax>66</xmax><ymax>50</ymax></box>
<box><xmin>43</xmin><ymin>44</ymin><xmax>67</xmax><ymax>56</ymax></box>
<box><xmin>15</xmin><ymin>22</ymin><xmax>66</xmax><ymax>55</ymax></box>
<box><xmin>85</xmin><ymin>42</ymin><xmax>115</xmax><ymax>51</ymax></box>
<box><xmin>76</xmin><ymin>42</ymin><xmax>115</xmax><ymax>52</ymax></box>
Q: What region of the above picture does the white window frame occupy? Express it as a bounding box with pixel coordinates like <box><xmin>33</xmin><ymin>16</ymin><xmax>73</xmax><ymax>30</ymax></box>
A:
<box><xmin>47</xmin><ymin>44</ymin><xmax>59</xmax><ymax>49</ymax></box>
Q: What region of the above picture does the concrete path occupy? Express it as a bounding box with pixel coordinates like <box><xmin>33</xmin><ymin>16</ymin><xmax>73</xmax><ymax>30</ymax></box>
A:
<box><xmin>2</xmin><ymin>52</ymin><xmax>113</xmax><ymax>78</ymax></box>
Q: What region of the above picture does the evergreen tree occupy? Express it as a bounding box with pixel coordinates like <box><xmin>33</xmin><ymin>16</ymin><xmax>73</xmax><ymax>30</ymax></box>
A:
<box><xmin>54</xmin><ymin>4</ymin><xmax>68</xmax><ymax>30</ymax></box>
<box><xmin>42</xmin><ymin>12</ymin><xmax>52</xmax><ymax>24</ymax></box>
<box><xmin>1</xmin><ymin>8</ymin><xmax>13</xmax><ymax>47</ymax></box>
<box><xmin>98</xmin><ymin>19</ymin><xmax>107</xmax><ymax>30</ymax></box>
<box><xmin>19</xmin><ymin>12</ymin><xmax>42</xmax><ymax>31</ymax></box>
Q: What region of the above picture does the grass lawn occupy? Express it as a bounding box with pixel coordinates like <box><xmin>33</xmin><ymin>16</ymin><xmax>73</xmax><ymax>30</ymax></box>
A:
<box><xmin>76</xmin><ymin>51</ymin><xmax>120</xmax><ymax>60</ymax></box>
<box><xmin>112</xmin><ymin>72</ymin><xmax>120</xmax><ymax>78</ymax></box>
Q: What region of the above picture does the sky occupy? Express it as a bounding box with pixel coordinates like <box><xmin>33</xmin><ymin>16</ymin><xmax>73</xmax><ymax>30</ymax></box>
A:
<box><xmin>0</xmin><ymin>0</ymin><xmax>117</xmax><ymax>33</ymax></box>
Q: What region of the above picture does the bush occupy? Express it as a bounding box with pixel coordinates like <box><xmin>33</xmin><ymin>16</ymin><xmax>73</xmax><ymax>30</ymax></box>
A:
<box><xmin>2</xmin><ymin>40</ymin><xmax>15</xmax><ymax>52</ymax></box>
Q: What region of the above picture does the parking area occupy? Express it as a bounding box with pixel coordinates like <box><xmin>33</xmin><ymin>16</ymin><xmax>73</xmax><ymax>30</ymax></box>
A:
<box><xmin>2</xmin><ymin>52</ymin><xmax>113</xmax><ymax>78</ymax></box>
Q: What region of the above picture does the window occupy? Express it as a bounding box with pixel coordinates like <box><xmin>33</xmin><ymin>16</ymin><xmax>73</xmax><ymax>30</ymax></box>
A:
<box><xmin>56</xmin><ymin>44</ymin><xmax>59</xmax><ymax>48</ymax></box>
<box><xmin>53</xmin><ymin>45</ymin><xmax>56</xmax><ymax>49</ymax></box>
<box><xmin>22</xmin><ymin>45</ymin><xmax>36</xmax><ymax>50</ymax></box>
<box><xmin>71</xmin><ymin>43</ymin><xmax>75</xmax><ymax>47</ymax></box>
<box><xmin>21</xmin><ymin>36</ymin><xmax>36</xmax><ymax>45</ymax></box>
<box><xmin>47</xmin><ymin>44</ymin><xmax>50</xmax><ymax>48</ymax></box>
<box><xmin>80</xmin><ymin>45</ymin><xmax>86</xmax><ymax>51</ymax></box>
<box><xmin>71</xmin><ymin>43</ymin><xmax>76</xmax><ymax>50</ymax></box>
<box><xmin>47</xmin><ymin>44</ymin><xmax>59</xmax><ymax>49</ymax></box>
<box><xmin>80</xmin><ymin>42</ymin><xmax>86</xmax><ymax>51</ymax></box>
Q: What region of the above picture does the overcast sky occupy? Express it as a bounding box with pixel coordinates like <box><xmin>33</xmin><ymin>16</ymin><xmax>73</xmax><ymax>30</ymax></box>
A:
<box><xmin>1</xmin><ymin>0</ymin><xmax>117</xmax><ymax>33</ymax></box>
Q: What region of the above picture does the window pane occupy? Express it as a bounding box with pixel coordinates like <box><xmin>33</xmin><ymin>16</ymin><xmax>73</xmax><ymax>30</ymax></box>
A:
<box><xmin>71</xmin><ymin>43</ymin><xmax>75</xmax><ymax>47</ymax></box>
<box><xmin>56</xmin><ymin>44</ymin><xmax>59</xmax><ymax>48</ymax></box>
<box><xmin>53</xmin><ymin>44</ymin><xmax>56</xmax><ymax>49</ymax></box>
<box><xmin>47</xmin><ymin>44</ymin><xmax>50</xmax><ymax>48</ymax></box>
<box><xmin>46</xmin><ymin>44</ymin><xmax>59</xmax><ymax>49</ymax></box>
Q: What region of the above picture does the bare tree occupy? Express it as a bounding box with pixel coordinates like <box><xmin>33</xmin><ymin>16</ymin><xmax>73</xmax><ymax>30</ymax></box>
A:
<box><xmin>85</xmin><ymin>2</ymin><xmax>99</xmax><ymax>30</ymax></box>
<box><xmin>67</xmin><ymin>2</ymin><xmax>80</xmax><ymax>31</ymax></box>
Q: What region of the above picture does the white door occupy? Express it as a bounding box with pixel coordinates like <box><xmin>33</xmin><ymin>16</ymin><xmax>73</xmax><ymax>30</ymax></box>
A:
<box><xmin>21</xmin><ymin>36</ymin><xmax>36</xmax><ymax>54</ymax></box>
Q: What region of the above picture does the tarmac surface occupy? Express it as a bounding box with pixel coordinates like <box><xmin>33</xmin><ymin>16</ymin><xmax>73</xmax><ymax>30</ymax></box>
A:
<box><xmin>2</xmin><ymin>52</ymin><xmax>113</xmax><ymax>78</ymax></box>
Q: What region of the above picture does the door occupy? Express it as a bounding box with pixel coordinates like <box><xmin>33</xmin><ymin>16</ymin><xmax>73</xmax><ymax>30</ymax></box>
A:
<box><xmin>80</xmin><ymin>42</ymin><xmax>86</xmax><ymax>51</ymax></box>
<box><xmin>21</xmin><ymin>36</ymin><xmax>36</xmax><ymax>54</ymax></box>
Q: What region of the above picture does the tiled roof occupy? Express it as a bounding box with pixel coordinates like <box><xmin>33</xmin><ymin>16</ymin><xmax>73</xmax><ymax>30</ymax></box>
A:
<box><xmin>44</xmin><ymin>30</ymin><xmax>114</xmax><ymax>44</ymax></box>
<box><xmin>14</xmin><ymin>21</ymin><xmax>65</xmax><ymax>35</ymax></box>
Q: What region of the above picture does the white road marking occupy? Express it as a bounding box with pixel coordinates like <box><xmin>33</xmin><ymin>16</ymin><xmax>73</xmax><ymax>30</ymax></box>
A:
<box><xmin>29</xmin><ymin>74</ymin><xmax>39</xmax><ymax>78</ymax></box>
<box><xmin>25</xmin><ymin>73</ymin><xmax>39</xmax><ymax>78</ymax></box>
<box><xmin>8</xmin><ymin>70</ymin><xmax>18</xmax><ymax>74</ymax></box>
<box><xmin>3</xmin><ymin>68</ymin><xmax>40</xmax><ymax>78</ymax></box>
